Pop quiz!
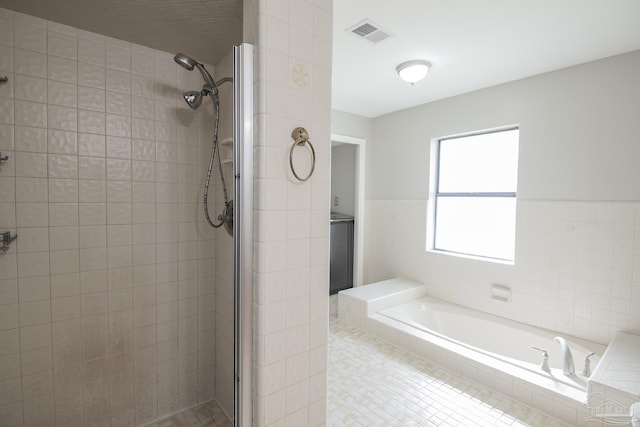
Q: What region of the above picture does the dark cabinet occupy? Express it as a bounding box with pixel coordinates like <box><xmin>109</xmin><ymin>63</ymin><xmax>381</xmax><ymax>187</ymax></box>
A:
<box><xmin>330</xmin><ymin>215</ymin><xmax>354</xmax><ymax>294</ymax></box>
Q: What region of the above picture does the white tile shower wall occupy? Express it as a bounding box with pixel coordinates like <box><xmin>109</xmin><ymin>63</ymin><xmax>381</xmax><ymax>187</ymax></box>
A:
<box><xmin>0</xmin><ymin>8</ymin><xmax>221</xmax><ymax>426</ymax></box>
<box><xmin>363</xmin><ymin>199</ymin><xmax>640</xmax><ymax>346</ymax></box>
<box><xmin>245</xmin><ymin>0</ymin><xmax>333</xmax><ymax>425</ymax></box>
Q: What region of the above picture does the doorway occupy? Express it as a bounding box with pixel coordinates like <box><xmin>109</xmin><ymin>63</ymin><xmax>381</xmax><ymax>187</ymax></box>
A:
<box><xmin>330</xmin><ymin>134</ymin><xmax>365</xmax><ymax>288</ymax></box>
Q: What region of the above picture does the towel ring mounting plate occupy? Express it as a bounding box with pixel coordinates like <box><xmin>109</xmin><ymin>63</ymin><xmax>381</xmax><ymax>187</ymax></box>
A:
<box><xmin>289</xmin><ymin>127</ymin><xmax>315</xmax><ymax>182</ymax></box>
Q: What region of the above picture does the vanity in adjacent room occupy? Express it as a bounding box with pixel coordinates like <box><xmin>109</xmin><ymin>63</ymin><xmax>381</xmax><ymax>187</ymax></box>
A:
<box><xmin>329</xmin><ymin>213</ymin><xmax>354</xmax><ymax>294</ymax></box>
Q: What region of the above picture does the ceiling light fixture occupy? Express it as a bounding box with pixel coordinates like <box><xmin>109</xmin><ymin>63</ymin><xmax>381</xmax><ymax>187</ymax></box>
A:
<box><xmin>396</xmin><ymin>60</ymin><xmax>431</xmax><ymax>84</ymax></box>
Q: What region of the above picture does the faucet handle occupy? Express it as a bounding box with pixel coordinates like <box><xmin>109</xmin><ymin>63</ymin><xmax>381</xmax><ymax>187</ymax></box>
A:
<box><xmin>531</xmin><ymin>346</ymin><xmax>548</xmax><ymax>356</ymax></box>
<box><xmin>582</xmin><ymin>351</ymin><xmax>596</xmax><ymax>377</ymax></box>
<box><xmin>532</xmin><ymin>346</ymin><xmax>550</xmax><ymax>372</ymax></box>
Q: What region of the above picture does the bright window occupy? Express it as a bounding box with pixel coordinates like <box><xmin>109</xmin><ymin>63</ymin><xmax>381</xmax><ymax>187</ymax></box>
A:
<box><xmin>432</xmin><ymin>127</ymin><xmax>519</xmax><ymax>262</ymax></box>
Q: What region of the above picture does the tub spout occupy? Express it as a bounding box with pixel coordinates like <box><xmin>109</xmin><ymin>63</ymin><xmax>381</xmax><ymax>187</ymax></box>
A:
<box><xmin>554</xmin><ymin>336</ymin><xmax>575</xmax><ymax>375</ymax></box>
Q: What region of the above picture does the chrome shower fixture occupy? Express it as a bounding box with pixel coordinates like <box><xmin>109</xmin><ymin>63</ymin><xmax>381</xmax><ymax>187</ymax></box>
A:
<box><xmin>174</xmin><ymin>52</ymin><xmax>216</xmax><ymax>88</ymax></box>
<box><xmin>173</xmin><ymin>52</ymin><xmax>196</xmax><ymax>70</ymax></box>
<box><xmin>174</xmin><ymin>52</ymin><xmax>217</xmax><ymax>111</ymax></box>
<box><xmin>174</xmin><ymin>52</ymin><xmax>234</xmax><ymax>236</ymax></box>
<box><xmin>182</xmin><ymin>85</ymin><xmax>218</xmax><ymax>111</ymax></box>
<box><xmin>183</xmin><ymin>90</ymin><xmax>203</xmax><ymax>110</ymax></box>
<box><xmin>174</xmin><ymin>52</ymin><xmax>230</xmax><ymax>111</ymax></box>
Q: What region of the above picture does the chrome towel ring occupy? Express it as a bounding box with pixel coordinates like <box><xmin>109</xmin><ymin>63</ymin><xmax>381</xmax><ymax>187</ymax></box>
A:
<box><xmin>289</xmin><ymin>127</ymin><xmax>315</xmax><ymax>182</ymax></box>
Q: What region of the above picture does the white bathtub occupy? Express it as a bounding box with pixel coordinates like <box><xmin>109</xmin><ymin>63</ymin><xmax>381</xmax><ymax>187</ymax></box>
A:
<box><xmin>378</xmin><ymin>296</ymin><xmax>606</xmax><ymax>395</ymax></box>
<box><xmin>339</xmin><ymin>279</ymin><xmax>608</xmax><ymax>410</ymax></box>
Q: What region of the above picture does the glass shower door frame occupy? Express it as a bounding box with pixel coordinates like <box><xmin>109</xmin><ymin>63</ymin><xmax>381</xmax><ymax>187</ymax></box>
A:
<box><xmin>232</xmin><ymin>43</ymin><xmax>253</xmax><ymax>427</ymax></box>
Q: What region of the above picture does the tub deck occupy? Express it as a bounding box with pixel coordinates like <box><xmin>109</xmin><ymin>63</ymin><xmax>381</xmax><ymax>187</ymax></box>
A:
<box><xmin>338</xmin><ymin>278</ymin><xmax>427</xmax><ymax>329</ymax></box>
<box><xmin>588</xmin><ymin>331</ymin><xmax>640</xmax><ymax>409</ymax></box>
<box><xmin>337</xmin><ymin>278</ymin><xmax>612</xmax><ymax>426</ymax></box>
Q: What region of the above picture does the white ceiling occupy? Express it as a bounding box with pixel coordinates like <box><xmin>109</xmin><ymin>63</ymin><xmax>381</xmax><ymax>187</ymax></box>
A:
<box><xmin>333</xmin><ymin>0</ymin><xmax>640</xmax><ymax>117</ymax></box>
<box><xmin>2</xmin><ymin>0</ymin><xmax>639</xmax><ymax>119</ymax></box>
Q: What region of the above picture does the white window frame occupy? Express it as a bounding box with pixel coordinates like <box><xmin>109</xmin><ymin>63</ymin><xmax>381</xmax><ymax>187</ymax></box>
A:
<box><xmin>427</xmin><ymin>126</ymin><xmax>519</xmax><ymax>264</ymax></box>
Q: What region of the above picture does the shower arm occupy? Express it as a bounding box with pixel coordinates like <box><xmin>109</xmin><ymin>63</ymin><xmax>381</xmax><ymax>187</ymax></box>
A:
<box><xmin>215</xmin><ymin>77</ymin><xmax>233</xmax><ymax>86</ymax></box>
<box><xmin>192</xmin><ymin>63</ymin><xmax>232</xmax><ymax>89</ymax></box>
<box><xmin>203</xmin><ymin>78</ymin><xmax>233</xmax><ymax>98</ymax></box>
<box><xmin>200</xmin><ymin>77</ymin><xmax>233</xmax><ymax>98</ymax></box>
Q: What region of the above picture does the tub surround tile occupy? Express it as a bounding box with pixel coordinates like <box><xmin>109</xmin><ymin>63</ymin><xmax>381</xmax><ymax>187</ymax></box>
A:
<box><xmin>364</xmin><ymin>199</ymin><xmax>640</xmax><ymax>346</ymax></box>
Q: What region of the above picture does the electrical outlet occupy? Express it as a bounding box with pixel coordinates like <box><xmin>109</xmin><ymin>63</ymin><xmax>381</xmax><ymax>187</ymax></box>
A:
<box><xmin>333</xmin><ymin>196</ymin><xmax>339</xmax><ymax>206</ymax></box>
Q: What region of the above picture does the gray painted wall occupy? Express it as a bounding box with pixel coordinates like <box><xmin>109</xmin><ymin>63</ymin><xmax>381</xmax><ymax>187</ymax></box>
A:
<box><xmin>370</xmin><ymin>50</ymin><xmax>640</xmax><ymax>201</ymax></box>
<box><xmin>331</xmin><ymin>110</ymin><xmax>373</xmax><ymax>199</ymax></box>
<box><xmin>330</xmin><ymin>144</ymin><xmax>356</xmax><ymax>216</ymax></box>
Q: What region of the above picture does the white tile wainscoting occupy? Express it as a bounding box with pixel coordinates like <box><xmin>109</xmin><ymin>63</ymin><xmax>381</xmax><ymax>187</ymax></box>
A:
<box><xmin>363</xmin><ymin>199</ymin><xmax>640</xmax><ymax>346</ymax></box>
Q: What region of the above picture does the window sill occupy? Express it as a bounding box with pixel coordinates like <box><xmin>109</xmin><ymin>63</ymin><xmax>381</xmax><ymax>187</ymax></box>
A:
<box><xmin>427</xmin><ymin>248</ymin><xmax>514</xmax><ymax>266</ymax></box>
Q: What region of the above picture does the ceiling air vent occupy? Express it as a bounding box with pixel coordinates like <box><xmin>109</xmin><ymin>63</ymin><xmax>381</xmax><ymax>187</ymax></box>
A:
<box><xmin>348</xmin><ymin>19</ymin><xmax>393</xmax><ymax>44</ymax></box>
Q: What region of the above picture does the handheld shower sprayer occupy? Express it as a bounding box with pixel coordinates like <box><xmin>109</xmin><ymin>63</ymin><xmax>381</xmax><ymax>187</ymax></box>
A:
<box><xmin>174</xmin><ymin>53</ymin><xmax>221</xmax><ymax>111</ymax></box>
<box><xmin>174</xmin><ymin>52</ymin><xmax>216</xmax><ymax>88</ymax></box>
<box><xmin>174</xmin><ymin>52</ymin><xmax>234</xmax><ymax>236</ymax></box>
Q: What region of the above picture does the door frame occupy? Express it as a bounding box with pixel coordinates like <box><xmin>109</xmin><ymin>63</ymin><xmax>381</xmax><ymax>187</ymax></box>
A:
<box><xmin>331</xmin><ymin>133</ymin><xmax>365</xmax><ymax>287</ymax></box>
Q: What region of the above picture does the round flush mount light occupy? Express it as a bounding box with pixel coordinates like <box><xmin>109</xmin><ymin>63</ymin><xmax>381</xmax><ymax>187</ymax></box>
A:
<box><xmin>396</xmin><ymin>60</ymin><xmax>431</xmax><ymax>84</ymax></box>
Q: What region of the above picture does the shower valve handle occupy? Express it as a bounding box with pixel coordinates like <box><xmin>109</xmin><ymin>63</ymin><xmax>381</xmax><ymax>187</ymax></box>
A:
<box><xmin>0</xmin><ymin>231</ymin><xmax>17</xmax><ymax>253</ymax></box>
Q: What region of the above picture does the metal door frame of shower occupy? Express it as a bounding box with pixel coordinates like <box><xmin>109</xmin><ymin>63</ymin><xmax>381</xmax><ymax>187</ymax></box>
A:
<box><xmin>233</xmin><ymin>43</ymin><xmax>253</xmax><ymax>427</ymax></box>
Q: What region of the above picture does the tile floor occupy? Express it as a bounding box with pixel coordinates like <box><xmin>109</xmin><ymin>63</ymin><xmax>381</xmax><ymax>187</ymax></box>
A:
<box><xmin>144</xmin><ymin>401</ymin><xmax>231</xmax><ymax>427</ymax></box>
<box><xmin>327</xmin><ymin>295</ymin><xmax>570</xmax><ymax>427</ymax></box>
<box><xmin>156</xmin><ymin>296</ymin><xmax>572</xmax><ymax>427</ymax></box>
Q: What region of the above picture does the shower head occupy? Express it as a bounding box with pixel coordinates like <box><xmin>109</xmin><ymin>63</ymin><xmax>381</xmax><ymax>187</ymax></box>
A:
<box><xmin>183</xmin><ymin>90</ymin><xmax>203</xmax><ymax>110</ymax></box>
<box><xmin>182</xmin><ymin>85</ymin><xmax>217</xmax><ymax>110</ymax></box>
<box><xmin>174</xmin><ymin>53</ymin><xmax>196</xmax><ymax>71</ymax></box>
<box><xmin>173</xmin><ymin>52</ymin><xmax>215</xmax><ymax>88</ymax></box>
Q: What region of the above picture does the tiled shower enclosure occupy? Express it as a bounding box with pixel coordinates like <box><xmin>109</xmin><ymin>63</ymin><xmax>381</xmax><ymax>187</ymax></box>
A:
<box><xmin>0</xmin><ymin>8</ymin><xmax>236</xmax><ymax>426</ymax></box>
